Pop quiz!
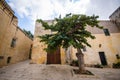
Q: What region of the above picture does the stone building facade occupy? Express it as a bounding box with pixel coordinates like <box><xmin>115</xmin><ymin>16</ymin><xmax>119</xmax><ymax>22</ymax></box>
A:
<box><xmin>32</xmin><ymin>7</ymin><xmax>120</xmax><ymax>67</ymax></box>
<box><xmin>32</xmin><ymin>20</ymin><xmax>66</xmax><ymax>64</ymax></box>
<box><xmin>0</xmin><ymin>0</ymin><xmax>33</xmax><ymax>67</ymax></box>
<box><xmin>109</xmin><ymin>7</ymin><xmax>120</xmax><ymax>29</ymax></box>
<box><xmin>72</xmin><ymin>20</ymin><xmax>120</xmax><ymax>67</ymax></box>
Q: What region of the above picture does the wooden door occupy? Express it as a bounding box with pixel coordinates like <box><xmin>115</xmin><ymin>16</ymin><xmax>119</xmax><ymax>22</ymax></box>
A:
<box><xmin>47</xmin><ymin>48</ymin><xmax>61</xmax><ymax>64</ymax></box>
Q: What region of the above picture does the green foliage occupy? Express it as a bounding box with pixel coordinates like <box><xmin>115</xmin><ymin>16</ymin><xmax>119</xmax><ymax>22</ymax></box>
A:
<box><xmin>113</xmin><ymin>62</ymin><xmax>120</xmax><ymax>68</ymax></box>
<box><xmin>70</xmin><ymin>60</ymin><xmax>79</xmax><ymax>66</ymax></box>
<box><xmin>94</xmin><ymin>63</ymin><xmax>103</xmax><ymax>68</ymax></box>
<box><xmin>37</xmin><ymin>14</ymin><xmax>103</xmax><ymax>52</ymax></box>
<box><xmin>23</xmin><ymin>29</ymin><xmax>33</xmax><ymax>39</ymax></box>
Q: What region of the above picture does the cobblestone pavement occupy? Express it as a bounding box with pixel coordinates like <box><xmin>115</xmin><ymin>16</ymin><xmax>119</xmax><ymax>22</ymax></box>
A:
<box><xmin>0</xmin><ymin>60</ymin><xmax>120</xmax><ymax>80</ymax></box>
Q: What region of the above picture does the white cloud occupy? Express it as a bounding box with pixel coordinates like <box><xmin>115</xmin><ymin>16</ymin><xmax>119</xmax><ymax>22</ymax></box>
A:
<box><xmin>7</xmin><ymin>0</ymin><xmax>91</xmax><ymax>33</ymax></box>
<box><xmin>8</xmin><ymin>0</ymin><xmax>91</xmax><ymax>20</ymax></box>
<box><xmin>7</xmin><ymin>0</ymin><xmax>120</xmax><ymax>33</ymax></box>
<box><xmin>86</xmin><ymin>0</ymin><xmax>120</xmax><ymax>20</ymax></box>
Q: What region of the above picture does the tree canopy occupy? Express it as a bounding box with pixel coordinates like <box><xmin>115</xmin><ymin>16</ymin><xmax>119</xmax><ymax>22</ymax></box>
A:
<box><xmin>37</xmin><ymin>14</ymin><xmax>103</xmax><ymax>51</ymax></box>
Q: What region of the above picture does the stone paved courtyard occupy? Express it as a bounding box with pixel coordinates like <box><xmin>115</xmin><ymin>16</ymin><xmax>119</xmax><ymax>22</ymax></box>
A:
<box><xmin>0</xmin><ymin>60</ymin><xmax>120</xmax><ymax>80</ymax></box>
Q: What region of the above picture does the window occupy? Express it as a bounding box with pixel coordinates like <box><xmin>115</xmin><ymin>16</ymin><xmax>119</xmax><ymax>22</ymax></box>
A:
<box><xmin>103</xmin><ymin>29</ymin><xmax>110</xmax><ymax>36</ymax></box>
<box><xmin>11</xmin><ymin>38</ymin><xmax>16</xmax><ymax>47</ymax></box>
<box><xmin>83</xmin><ymin>46</ymin><xmax>86</xmax><ymax>52</ymax></box>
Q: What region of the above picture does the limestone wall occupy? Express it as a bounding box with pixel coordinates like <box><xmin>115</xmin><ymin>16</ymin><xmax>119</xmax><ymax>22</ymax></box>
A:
<box><xmin>0</xmin><ymin>0</ymin><xmax>32</xmax><ymax>67</ymax></box>
<box><xmin>71</xmin><ymin>33</ymin><xmax>120</xmax><ymax>67</ymax></box>
<box><xmin>32</xmin><ymin>21</ymin><xmax>66</xmax><ymax>64</ymax></box>
<box><xmin>71</xmin><ymin>21</ymin><xmax>120</xmax><ymax>67</ymax></box>
<box><xmin>32</xmin><ymin>19</ymin><xmax>120</xmax><ymax>66</ymax></box>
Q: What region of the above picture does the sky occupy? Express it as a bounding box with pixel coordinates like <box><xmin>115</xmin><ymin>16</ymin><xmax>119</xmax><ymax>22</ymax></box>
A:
<box><xmin>6</xmin><ymin>0</ymin><xmax>120</xmax><ymax>34</ymax></box>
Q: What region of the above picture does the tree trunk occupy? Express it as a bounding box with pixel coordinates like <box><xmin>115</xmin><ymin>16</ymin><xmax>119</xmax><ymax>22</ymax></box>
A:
<box><xmin>76</xmin><ymin>48</ymin><xmax>85</xmax><ymax>73</ymax></box>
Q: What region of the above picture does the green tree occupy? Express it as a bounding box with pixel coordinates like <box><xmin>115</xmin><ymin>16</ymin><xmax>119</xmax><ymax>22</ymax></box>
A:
<box><xmin>23</xmin><ymin>29</ymin><xmax>33</xmax><ymax>39</ymax></box>
<box><xmin>37</xmin><ymin>14</ymin><xmax>103</xmax><ymax>73</ymax></box>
